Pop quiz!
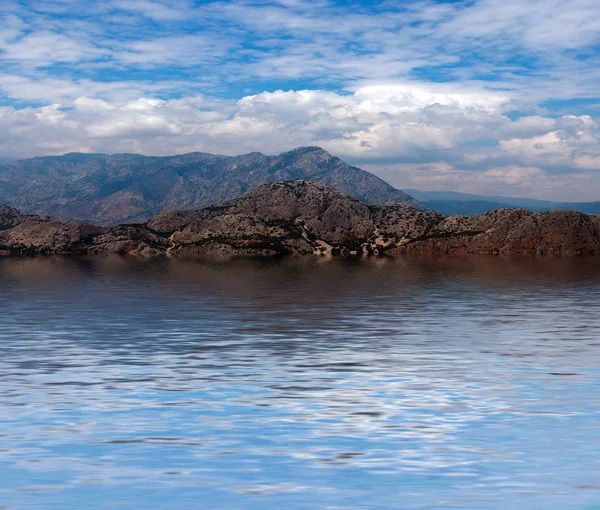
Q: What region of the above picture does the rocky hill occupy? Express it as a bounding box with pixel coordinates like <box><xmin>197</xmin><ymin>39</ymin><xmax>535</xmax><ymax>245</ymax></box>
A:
<box><xmin>148</xmin><ymin>180</ymin><xmax>439</xmax><ymax>257</ymax></box>
<box><xmin>1</xmin><ymin>180</ymin><xmax>599</xmax><ymax>258</ymax></box>
<box><xmin>0</xmin><ymin>147</ymin><xmax>424</xmax><ymax>225</ymax></box>
<box><xmin>396</xmin><ymin>208</ymin><xmax>600</xmax><ymax>256</ymax></box>
<box><xmin>0</xmin><ymin>203</ymin><xmax>166</xmax><ymax>257</ymax></box>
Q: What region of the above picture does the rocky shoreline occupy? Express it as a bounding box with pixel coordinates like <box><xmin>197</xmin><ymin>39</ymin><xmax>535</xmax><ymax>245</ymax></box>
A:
<box><xmin>2</xmin><ymin>180</ymin><xmax>600</xmax><ymax>258</ymax></box>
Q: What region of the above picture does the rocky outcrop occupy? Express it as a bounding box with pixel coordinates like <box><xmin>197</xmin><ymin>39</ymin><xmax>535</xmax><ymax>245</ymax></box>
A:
<box><xmin>396</xmin><ymin>209</ymin><xmax>600</xmax><ymax>256</ymax></box>
<box><xmin>0</xmin><ymin>205</ymin><xmax>105</xmax><ymax>255</ymax></box>
<box><xmin>0</xmin><ymin>214</ymin><xmax>167</xmax><ymax>257</ymax></box>
<box><xmin>0</xmin><ymin>181</ymin><xmax>439</xmax><ymax>257</ymax></box>
<box><xmin>0</xmin><ymin>147</ymin><xmax>426</xmax><ymax>225</ymax></box>
<box><xmin>1</xmin><ymin>180</ymin><xmax>599</xmax><ymax>258</ymax></box>
<box><xmin>149</xmin><ymin>181</ymin><xmax>441</xmax><ymax>257</ymax></box>
<box><xmin>0</xmin><ymin>204</ymin><xmax>27</xmax><ymax>228</ymax></box>
<box><xmin>85</xmin><ymin>226</ymin><xmax>169</xmax><ymax>257</ymax></box>
<box><xmin>1</xmin><ymin>220</ymin><xmax>100</xmax><ymax>254</ymax></box>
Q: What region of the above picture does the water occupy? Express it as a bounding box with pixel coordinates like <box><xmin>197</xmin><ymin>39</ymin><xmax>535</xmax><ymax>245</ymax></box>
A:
<box><xmin>1</xmin><ymin>255</ymin><xmax>599</xmax><ymax>510</ymax></box>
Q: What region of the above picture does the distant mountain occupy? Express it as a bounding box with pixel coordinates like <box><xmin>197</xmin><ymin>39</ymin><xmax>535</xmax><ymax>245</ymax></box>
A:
<box><xmin>422</xmin><ymin>200</ymin><xmax>537</xmax><ymax>216</ymax></box>
<box><xmin>557</xmin><ymin>202</ymin><xmax>600</xmax><ymax>215</ymax></box>
<box><xmin>405</xmin><ymin>190</ymin><xmax>600</xmax><ymax>216</ymax></box>
<box><xmin>0</xmin><ymin>147</ymin><xmax>424</xmax><ymax>225</ymax></box>
<box><xmin>405</xmin><ymin>190</ymin><xmax>557</xmax><ymax>209</ymax></box>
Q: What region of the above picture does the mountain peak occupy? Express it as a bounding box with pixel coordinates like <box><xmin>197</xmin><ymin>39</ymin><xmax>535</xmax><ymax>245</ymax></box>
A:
<box><xmin>0</xmin><ymin>148</ymin><xmax>426</xmax><ymax>225</ymax></box>
<box><xmin>282</xmin><ymin>146</ymin><xmax>331</xmax><ymax>157</ymax></box>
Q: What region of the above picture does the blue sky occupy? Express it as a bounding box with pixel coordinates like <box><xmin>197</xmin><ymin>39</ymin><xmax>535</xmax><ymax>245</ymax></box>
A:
<box><xmin>1</xmin><ymin>0</ymin><xmax>600</xmax><ymax>199</ymax></box>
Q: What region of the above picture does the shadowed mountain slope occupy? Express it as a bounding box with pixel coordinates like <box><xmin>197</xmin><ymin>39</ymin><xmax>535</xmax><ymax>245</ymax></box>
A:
<box><xmin>0</xmin><ymin>147</ymin><xmax>424</xmax><ymax>225</ymax></box>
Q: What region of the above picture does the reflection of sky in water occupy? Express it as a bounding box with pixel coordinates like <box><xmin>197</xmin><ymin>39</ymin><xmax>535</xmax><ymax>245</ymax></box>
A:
<box><xmin>0</xmin><ymin>256</ymin><xmax>599</xmax><ymax>509</ymax></box>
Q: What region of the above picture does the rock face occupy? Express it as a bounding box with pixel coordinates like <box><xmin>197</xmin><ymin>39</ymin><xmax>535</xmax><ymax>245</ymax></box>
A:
<box><xmin>0</xmin><ymin>181</ymin><xmax>439</xmax><ymax>257</ymax></box>
<box><xmin>0</xmin><ymin>205</ymin><xmax>102</xmax><ymax>254</ymax></box>
<box><xmin>149</xmin><ymin>181</ymin><xmax>440</xmax><ymax>257</ymax></box>
<box><xmin>0</xmin><ymin>204</ymin><xmax>27</xmax><ymax>228</ymax></box>
<box><xmin>396</xmin><ymin>209</ymin><xmax>600</xmax><ymax>256</ymax></box>
<box><xmin>0</xmin><ymin>203</ymin><xmax>168</xmax><ymax>257</ymax></box>
<box><xmin>0</xmin><ymin>147</ymin><xmax>425</xmax><ymax>225</ymax></box>
<box><xmin>1</xmin><ymin>180</ymin><xmax>599</xmax><ymax>258</ymax></box>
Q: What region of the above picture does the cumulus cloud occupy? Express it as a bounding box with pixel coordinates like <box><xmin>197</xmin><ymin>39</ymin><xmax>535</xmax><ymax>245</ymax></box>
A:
<box><xmin>0</xmin><ymin>83</ymin><xmax>599</xmax><ymax>199</ymax></box>
<box><xmin>498</xmin><ymin>115</ymin><xmax>600</xmax><ymax>169</ymax></box>
<box><xmin>0</xmin><ymin>84</ymin><xmax>510</xmax><ymax>157</ymax></box>
<box><xmin>223</xmin><ymin>85</ymin><xmax>510</xmax><ymax>159</ymax></box>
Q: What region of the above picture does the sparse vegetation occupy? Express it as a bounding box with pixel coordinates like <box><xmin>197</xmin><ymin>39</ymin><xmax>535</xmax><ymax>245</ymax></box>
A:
<box><xmin>2</xmin><ymin>180</ymin><xmax>598</xmax><ymax>259</ymax></box>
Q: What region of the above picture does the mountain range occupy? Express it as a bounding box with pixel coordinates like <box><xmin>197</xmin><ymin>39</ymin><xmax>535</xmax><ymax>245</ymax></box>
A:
<box><xmin>3</xmin><ymin>145</ymin><xmax>597</xmax><ymax>227</ymax></box>
<box><xmin>406</xmin><ymin>190</ymin><xmax>600</xmax><ymax>216</ymax></box>
<box><xmin>0</xmin><ymin>147</ymin><xmax>423</xmax><ymax>225</ymax></box>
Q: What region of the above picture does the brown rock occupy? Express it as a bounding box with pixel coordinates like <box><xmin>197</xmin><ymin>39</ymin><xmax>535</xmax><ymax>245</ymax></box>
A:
<box><xmin>1</xmin><ymin>181</ymin><xmax>599</xmax><ymax>259</ymax></box>
<box><xmin>401</xmin><ymin>209</ymin><xmax>600</xmax><ymax>256</ymax></box>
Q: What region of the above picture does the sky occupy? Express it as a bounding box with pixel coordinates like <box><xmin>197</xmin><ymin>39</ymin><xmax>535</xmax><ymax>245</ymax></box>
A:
<box><xmin>1</xmin><ymin>0</ymin><xmax>600</xmax><ymax>200</ymax></box>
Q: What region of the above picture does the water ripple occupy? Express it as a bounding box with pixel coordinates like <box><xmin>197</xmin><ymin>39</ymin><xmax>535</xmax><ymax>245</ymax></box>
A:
<box><xmin>0</xmin><ymin>256</ymin><xmax>599</xmax><ymax>509</ymax></box>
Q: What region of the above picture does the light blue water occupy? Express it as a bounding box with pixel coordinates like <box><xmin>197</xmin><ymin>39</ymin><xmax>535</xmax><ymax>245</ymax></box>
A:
<box><xmin>0</xmin><ymin>256</ymin><xmax>599</xmax><ymax>509</ymax></box>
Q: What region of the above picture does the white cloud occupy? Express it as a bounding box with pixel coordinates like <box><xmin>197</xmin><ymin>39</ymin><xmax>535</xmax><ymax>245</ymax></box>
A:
<box><xmin>0</xmin><ymin>31</ymin><xmax>106</xmax><ymax>64</ymax></box>
<box><xmin>574</xmin><ymin>155</ymin><xmax>600</xmax><ymax>169</ymax></box>
<box><xmin>3</xmin><ymin>0</ymin><xmax>600</xmax><ymax>103</ymax></box>
<box><xmin>439</xmin><ymin>0</ymin><xmax>600</xmax><ymax>49</ymax></box>
<box><xmin>0</xmin><ymin>74</ymin><xmax>200</xmax><ymax>104</ymax></box>
<box><xmin>73</xmin><ymin>97</ymin><xmax>114</xmax><ymax>112</ymax></box>
<box><xmin>0</xmin><ymin>83</ymin><xmax>502</xmax><ymax>156</ymax></box>
<box><xmin>114</xmin><ymin>34</ymin><xmax>234</xmax><ymax>66</ymax></box>
<box><xmin>497</xmin><ymin>116</ymin><xmax>557</xmax><ymax>138</ymax></box>
<box><xmin>366</xmin><ymin>162</ymin><xmax>600</xmax><ymax>201</ymax></box>
<box><xmin>0</xmin><ymin>84</ymin><xmax>584</xmax><ymax>165</ymax></box>
<box><xmin>0</xmin><ymin>82</ymin><xmax>598</xmax><ymax>200</ymax></box>
<box><xmin>223</xmin><ymin>85</ymin><xmax>509</xmax><ymax>158</ymax></box>
<box><xmin>114</xmin><ymin>0</ymin><xmax>194</xmax><ymax>21</ymax></box>
<box><xmin>498</xmin><ymin>115</ymin><xmax>600</xmax><ymax>168</ymax></box>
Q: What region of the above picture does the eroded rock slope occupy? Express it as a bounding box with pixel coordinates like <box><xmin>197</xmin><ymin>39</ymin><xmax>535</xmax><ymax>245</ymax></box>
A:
<box><xmin>1</xmin><ymin>181</ymin><xmax>599</xmax><ymax>257</ymax></box>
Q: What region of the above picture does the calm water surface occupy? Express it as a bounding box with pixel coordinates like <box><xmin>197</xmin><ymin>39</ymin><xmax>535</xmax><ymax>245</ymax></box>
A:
<box><xmin>0</xmin><ymin>255</ymin><xmax>599</xmax><ymax>509</ymax></box>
